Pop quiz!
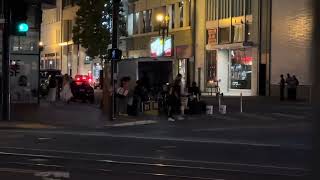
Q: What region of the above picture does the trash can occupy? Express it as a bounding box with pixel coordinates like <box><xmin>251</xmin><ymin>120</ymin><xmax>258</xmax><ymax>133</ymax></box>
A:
<box><xmin>219</xmin><ymin>105</ymin><xmax>227</xmax><ymax>114</ymax></box>
<box><xmin>206</xmin><ymin>105</ymin><xmax>214</xmax><ymax>115</ymax></box>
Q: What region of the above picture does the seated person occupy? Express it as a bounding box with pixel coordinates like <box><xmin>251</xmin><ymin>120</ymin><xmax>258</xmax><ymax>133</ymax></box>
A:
<box><xmin>188</xmin><ymin>82</ymin><xmax>201</xmax><ymax>102</ymax></box>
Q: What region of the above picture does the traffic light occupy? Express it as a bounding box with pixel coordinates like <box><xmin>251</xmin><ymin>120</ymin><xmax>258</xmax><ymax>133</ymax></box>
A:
<box><xmin>10</xmin><ymin>0</ymin><xmax>29</xmax><ymax>36</ymax></box>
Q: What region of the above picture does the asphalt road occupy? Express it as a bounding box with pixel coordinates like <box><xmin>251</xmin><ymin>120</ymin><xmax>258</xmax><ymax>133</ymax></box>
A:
<box><xmin>0</xmin><ymin>129</ymin><xmax>311</xmax><ymax>180</ymax></box>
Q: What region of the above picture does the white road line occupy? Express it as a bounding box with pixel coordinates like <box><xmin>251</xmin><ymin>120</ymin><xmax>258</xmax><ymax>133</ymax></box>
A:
<box><xmin>0</xmin><ymin>129</ymin><xmax>310</xmax><ymax>149</ymax></box>
<box><xmin>107</xmin><ymin>120</ymin><xmax>158</xmax><ymax>127</ymax></box>
<box><xmin>272</xmin><ymin>113</ymin><xmax>306</xmax><ymax>120</ymax></box>
<box><xmin>238</xmin><ymin>113</ymin><xmax>276</xmax><ymax>121</ymax></box>
<box><xmin>0</xmin><ymin>148</ymin><xmax>309</xmax><ymax>173</ymax></box>
<box><xmin>193</xmin><ymin>124</ymin><xmax>307</xmax><ymax>132</ymax></box>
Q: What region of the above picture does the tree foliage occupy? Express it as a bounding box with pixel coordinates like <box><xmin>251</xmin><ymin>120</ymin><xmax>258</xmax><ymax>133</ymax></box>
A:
<box><xmin>73</xmin><ymin>0</ymin><xmax>126</xmax><ymax>60</ymax></box>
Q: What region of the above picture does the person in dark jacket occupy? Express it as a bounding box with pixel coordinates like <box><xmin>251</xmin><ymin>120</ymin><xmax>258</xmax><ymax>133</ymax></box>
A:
<box><xmin>292</xmin><ymin>75</ymin><xmax>299</xmax><ymax>100</ymax></box>
<box><xmin>48</xmin><ymin>75</ymin><xmax>57</xmax><ymax>103</ymax></box>
<box><xmin>279</xmin><ymin>74</ymin><xmax>285</xmax><ymax>101</ymax></box>
<box><xmin>168</xmin><ymin>74</ymin><xmax>183</xmax><ymax>121</ymax></box>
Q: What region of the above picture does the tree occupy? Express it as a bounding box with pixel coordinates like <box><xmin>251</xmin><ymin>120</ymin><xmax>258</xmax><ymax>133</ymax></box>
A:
<box><xmin>73</xmin><ymin>0</ymin><xmax>126</xmax><ymax>61</ymax></box>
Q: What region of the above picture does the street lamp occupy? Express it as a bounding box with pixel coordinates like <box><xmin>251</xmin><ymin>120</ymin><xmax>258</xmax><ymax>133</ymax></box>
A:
<box><xmin>39</xmin><ymin>41</ymin><xmax>44</xmax><ymax>51</ymax></box>
<box><xmin>156</xmin><ymin>13</ymin><xmax>170</xmax><ymax>56</ymax></box>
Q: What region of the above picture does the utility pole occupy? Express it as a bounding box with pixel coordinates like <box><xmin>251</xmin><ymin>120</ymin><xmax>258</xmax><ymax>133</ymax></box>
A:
<box><xmin>2</xmin><ymin>0</ymin><xmax>10</xmax><ymax>121</ymax></box>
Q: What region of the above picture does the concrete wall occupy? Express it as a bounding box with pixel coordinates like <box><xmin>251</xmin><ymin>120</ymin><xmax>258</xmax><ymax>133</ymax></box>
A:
<box><xmin>271</xmin><ymin>0</ymin><xmax>313</xmax><ymax>99</ymax></box>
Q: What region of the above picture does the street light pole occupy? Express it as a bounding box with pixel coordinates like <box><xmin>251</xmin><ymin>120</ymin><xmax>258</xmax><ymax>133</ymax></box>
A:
<box><xmin>110</xmin><ymin>0</ymin><xmax>120</xmax><ymax>121</ymax></box>
<box><xmin>2</xmin><ymin>0</ymin><xmax>11</xmax><ymax>121</ymax></box>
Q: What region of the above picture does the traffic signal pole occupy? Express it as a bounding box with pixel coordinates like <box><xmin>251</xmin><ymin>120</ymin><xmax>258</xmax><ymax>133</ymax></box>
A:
<box><xmin>2</xmin><ymin>0</ymin><xmax>11</xmax><ymax>121</ymax></box>
<box><xmin>110</xmin><ymin>0</ymin><xmax>120</xmax><ymax>121</ymax></box>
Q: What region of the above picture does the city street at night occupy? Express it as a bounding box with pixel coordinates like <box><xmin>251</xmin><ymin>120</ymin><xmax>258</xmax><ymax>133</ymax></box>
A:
<box><xmin>1</xmin><ymin>0</ymin><xmax>319</xmax><ymax>179</ymax></box>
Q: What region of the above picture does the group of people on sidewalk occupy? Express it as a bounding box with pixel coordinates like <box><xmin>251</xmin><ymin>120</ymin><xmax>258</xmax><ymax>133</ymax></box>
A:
<box><xmin>280</xmin><ymin>73</ymin><xmax>299</xmax><ymax>101</ymax></box>
<box><xmin>47</xmin><ymin>74</ymin><xmax>73</xmax><ymax>104</ymax></box>
<box><xmin>113</xmin><ymin>73</ymin><xmax>202</xmax><ymax>121</ymax></box>
<box><xmin>167</xmin><ymin>74</ymin><xmax>202</xmax><ymax>122</ymax></box>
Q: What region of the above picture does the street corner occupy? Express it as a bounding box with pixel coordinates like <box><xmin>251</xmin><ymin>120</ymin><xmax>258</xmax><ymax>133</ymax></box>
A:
<box><xmin>0</xmin><ymin>122</ymin><xmax>57</xmax><ymax>130</ymax></box>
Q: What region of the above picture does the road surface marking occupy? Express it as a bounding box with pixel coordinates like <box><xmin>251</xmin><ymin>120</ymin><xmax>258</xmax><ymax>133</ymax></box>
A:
<box><xmin>238</xmin><ymin>113</ymin><xmax>276</xmax><ymax>121</ymax></box>
<box><xmin>272</xmin><ymin>113</ymin><xmax>306</xmax><ymax>120</ymax></box>
<box><xmin>0</xmin><ymin>150</ymin><xmax>307</xmax><ymax>178</ymax></box>
<box><xmin>193</xmin><ymin>123</ymin><xmax>307</xmax><ymax>132</ymax></box>
<box><xmin>0</xmin><ymin>147</ymin><xmax>309</xmax><ymax>172</ymax></box>
<box><xmin>0</xmin><ymin>129</ymin><xmax>310</xmax><ymax>150</ymax></box>
<box><xmin>107</xmin><ymin>120</ymin><xmax>158</xmax><ymax>127</ymax></box>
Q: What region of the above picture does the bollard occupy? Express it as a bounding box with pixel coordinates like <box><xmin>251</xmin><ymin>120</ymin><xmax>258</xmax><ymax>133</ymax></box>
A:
<box><xmin>218</xmin><ymin>94</ymin><xmax>221</xmax><ymax>108</ymax></box>
<box><xmin>240</xmin><ymin>92</ymin><xmax>243</xmax><ymax>113</ymax></box>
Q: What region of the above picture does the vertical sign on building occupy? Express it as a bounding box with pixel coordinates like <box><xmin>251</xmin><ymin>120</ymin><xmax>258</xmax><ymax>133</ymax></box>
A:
<box><xmin>207</xmin><ymin>29</ymin><xmax>217</xmax><ymax>45</ymax></box>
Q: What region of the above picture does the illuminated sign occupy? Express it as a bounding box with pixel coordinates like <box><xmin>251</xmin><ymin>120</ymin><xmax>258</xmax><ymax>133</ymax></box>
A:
<box><xmin>150</xmin><ymin>36</ymin><xmax>172</xmax><ymax>57</ymax></box>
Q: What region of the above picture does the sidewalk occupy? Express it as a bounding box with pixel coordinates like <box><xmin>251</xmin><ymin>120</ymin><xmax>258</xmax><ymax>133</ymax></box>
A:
<box><xmin>1</xmin><ymin>96</ymin><xmax>312</xmax><ymax>130</ymax></box>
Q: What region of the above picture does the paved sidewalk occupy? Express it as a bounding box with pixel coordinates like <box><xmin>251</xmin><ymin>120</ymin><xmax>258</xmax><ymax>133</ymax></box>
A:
<box><xmin>1</xmin><ymin>95</ymin><xmax>312</xmax><ymax>130</ymax></box>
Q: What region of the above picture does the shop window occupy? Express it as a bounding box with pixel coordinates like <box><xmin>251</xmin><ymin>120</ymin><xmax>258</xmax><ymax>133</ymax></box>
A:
<box><xmin>230</xmin><ymin>49</ymin><xmax>252</xmax><ymax>89</ymax></box>
<box><xmin>206</xmin><ymin>50</ymin><xmax>217</xmax><ymax>86</ymax></box>
<box><xmin>219</xmin><ymin>27</ymin><xmax>231</xmax><ymax>44</ymax></box>
<box><xmin>233</xmin><ymin>25</ymin><xmax>244</xmax><ymax>42</ymax></box>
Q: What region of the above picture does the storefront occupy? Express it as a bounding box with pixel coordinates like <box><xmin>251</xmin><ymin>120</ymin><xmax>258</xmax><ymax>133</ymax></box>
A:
<box><xmin>205</xmin><ymin>46</ymin><xmax>257</xmax><ymax>96</ymax></box>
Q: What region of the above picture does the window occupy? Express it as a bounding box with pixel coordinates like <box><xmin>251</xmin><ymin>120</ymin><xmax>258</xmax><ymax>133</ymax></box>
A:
<box><xmin>230</xmin><ymin>49</ymin><xmax>252</xmax><ymax>89</ymax></box>
<box><xmin>141</xmin><ymin>10</ymin><xmax>152</xmax><ymax>33</ymax></box>
<box><xmin>219</xmin><ymin>27</ymin><xmax>231</xmax><ymax>44</ymax></box>
<box><xmin>246</xmin><ymin>0</ymin><xmax>252</xmax><ymax>15</ymax></box>
<box><xmin>233</xmin><ymin>25</ymin><xmax>245</xmax><ymax>42</ymax></box>
<box><xmin>143</xmin><ymin>11</ymin><xmax>147</xmax><ymax>33</ymax></box>
<box><xmin>134</xmin><ymin>12</ymin><xmax>139</xmax><ymax>34</ymax></box>
<box><xmin>127</xmin><ymin>13</ymin><xmax>133</xmax><ymax>35</ymax></box>
<box><xmin>147</xmin><ymin>9</ymin><xmax>152</xmax><ymax>32</ymax></box>
<box><xmin>63</xmin><ymin>20</ymin><xmax>72</xmax><ymax>42</ymax></box>
<box><xmin>171</xmin><ymin>4</ymin><xmax>175</xmax><ymax>29</ymax></box>
<box><xmin>63</xmin><ymin>0</ymin><xmax>73</xmax><ymax>8</ymax></box>
<box><xmin>206</xmin><ymin>50</ymin><xmax>217</xmax><ymax>85</ymax></box>
<box><xmin>179</xmin><ymin>2</ymin><xmax>184</xmax><ymax>27</ymax></box>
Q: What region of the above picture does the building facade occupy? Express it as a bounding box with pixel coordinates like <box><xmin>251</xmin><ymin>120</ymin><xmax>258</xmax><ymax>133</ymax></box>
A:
<box><xmin>121</xmin><ymin>0</ymin><xmax>195</xmax><ymax>90</ymax></box>
<box><xmin>40</xmin><ymin>0</ymin><xmax>96</xmax><ymax>78</ymax></box>
<box><xmin>270</xmin><ymin>0</ymin><xmax>312</xmax><ymax>100</ymax></box>
<box><xmin>196</xmin><ymin>0</ymin><xmax>260</xmax><ymax>96</ymax></box>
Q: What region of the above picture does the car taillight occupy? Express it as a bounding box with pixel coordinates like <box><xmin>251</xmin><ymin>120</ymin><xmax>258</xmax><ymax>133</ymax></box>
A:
<box><xmin>89</xmin><ymin>78</ymin><xmax>92</xmax><ymax>82</ymax></box>
<box><xmin>76</xmin><ymin>78</ymin><xmax>80</xmax><ymax>81</ymax></box>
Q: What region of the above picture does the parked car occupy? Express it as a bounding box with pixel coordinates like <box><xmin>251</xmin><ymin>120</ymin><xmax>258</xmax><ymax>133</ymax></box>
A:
<box><xmin>70</xmin><ymin>76</ymin><xmax>95</xmax><ymax>103</ymax></box>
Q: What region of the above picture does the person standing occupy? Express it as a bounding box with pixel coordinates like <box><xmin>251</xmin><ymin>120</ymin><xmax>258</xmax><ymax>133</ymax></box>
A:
<box><xmin>286</xmin><ymin>73</ymin><xmax>294</xmax><ymax>100</ymax></box>
<box><xmin>292</xmin><ymin>75</ymin><xmax>300</xmax><ymax>100</ymax></box>
<box><xmin>48</xmin><ymin>75</ymin><xmax>57</xmax><ymax>103</ymax></box>
<box><xmin>60</xmin><ymin>74</ymin><xmax>73</xmax><ymax>103</ymax></box>
<box><xmin>188</xmin><ymin>82</ymin><xmax>202</xmax><ymax>114</ymax></box>
<box><xmin>116</xmin><ymin>77</ymin><xmax>131</xmax><ymax>116</ymax></box>
<box><xmin>279</xmin><ymin>74</ymin><xmax>285</xmax><ymax>101</ymax></box>
<box><xmin>168</xmin><ymin>74</ymin><xmax>183</xmax><ymax>121</ymax></box>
